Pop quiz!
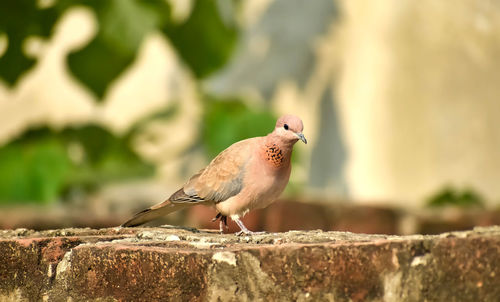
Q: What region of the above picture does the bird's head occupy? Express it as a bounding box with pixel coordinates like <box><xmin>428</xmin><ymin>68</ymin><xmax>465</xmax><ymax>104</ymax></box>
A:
<box><xmin>273</xmin><ymin>114</ymin><xmax>307</xmax><ymax>145</ymax></box>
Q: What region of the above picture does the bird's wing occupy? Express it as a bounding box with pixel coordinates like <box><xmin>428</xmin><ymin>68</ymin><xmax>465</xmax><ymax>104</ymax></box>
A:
<box><xmin>169</xmin><ymin>138</ymin><xmax>255</xmax><ymax>204</ymax></box>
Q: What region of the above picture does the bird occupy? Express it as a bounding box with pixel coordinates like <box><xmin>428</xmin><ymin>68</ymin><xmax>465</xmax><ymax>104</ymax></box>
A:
<box><xmin>121</xmin><ymin>114</ymin><xmax>307</xmax><ymax>235</ymax></box>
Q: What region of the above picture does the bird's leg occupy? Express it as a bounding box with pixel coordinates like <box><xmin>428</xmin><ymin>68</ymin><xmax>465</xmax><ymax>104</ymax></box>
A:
<box><xmin>213</xmin><ymin>213</ymin><xmax>228</xmax><ymax>234</ymax></box>
<box><xmin>221</xmin><ymin>216</ymin><xmax>228</xmax><ymax>229</ymax></box>
<box><xmin>219</xmin><ymin>216</ymin><xmax>229</xmax><ymax>234</ymax></box>
<box><xmin>234</xmin><ymin>218</ymin><xmax>265</xmax><ymax>236</ymax></box>
<box><xmin>219</xmin><ymin>220</ymin><xmax>224</xmax><ymax>234</ymax></box>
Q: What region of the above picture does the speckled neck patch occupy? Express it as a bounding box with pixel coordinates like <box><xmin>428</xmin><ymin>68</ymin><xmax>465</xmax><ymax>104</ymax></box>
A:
<box><xmin>265</xmin><ymin>144</ymin><xmax>285</xmax><ymax>167</ymax></box>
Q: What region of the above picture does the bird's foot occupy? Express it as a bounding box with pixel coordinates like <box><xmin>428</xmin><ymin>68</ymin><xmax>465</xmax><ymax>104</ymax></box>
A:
<box><xmin>233</xmin><ymin>217</ymin><xmax>265</xmax><ymax>236</ymax></box>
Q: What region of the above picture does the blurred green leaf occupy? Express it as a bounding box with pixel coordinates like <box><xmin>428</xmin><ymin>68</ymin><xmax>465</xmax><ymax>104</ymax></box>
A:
<box><xmin>68</xmin><ymin>0</ymin><xmax>171</xmax><ymax>98</ymax></box>
<box><xmin>127</xmin><ymin>103</ymin><xmax>179</xmax><ymax>137</ymax></box>
<box><xmin>62</xmin><ymin>125</ymin><xmax>154</xmax><ymax>188</ymax></box>
<box><xmin>0</xmin><ymin>126</ymin><xmax>154</xmax><ymax>204</ymax></box>
<box><xmin>427</xmin><ymin>187</ymin><xmax>484</xmax><ymax>208</ymax></box>
<box><xmin>0</xmin><ymin>131</ymin><xmax>70</xmax><ymax>203</ymax></box>
<box><xmin>0</xmin><ymin>0</ymin><xmax>61</xmax><ymax>84</ymax></box>
<box><xmin>202</xmin><ymin>95</ymin><xmax>275</xmax><ymax>158</ymax></box>
<box><xmin>0</xmin><ymin>0</ymin><xmax>239</xmax><ymax>97</ymax></box>
<box><xmin>164</xmin><ymin>0</ymin><xmax>238</xmax><ymax>78</ymax></box>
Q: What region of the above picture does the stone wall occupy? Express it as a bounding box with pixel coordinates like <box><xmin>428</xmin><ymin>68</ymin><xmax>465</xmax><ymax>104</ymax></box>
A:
<box><xmin>1</xmin><ymin>226</ymin><xmax>500</xmax><ymax>301</ymax></box>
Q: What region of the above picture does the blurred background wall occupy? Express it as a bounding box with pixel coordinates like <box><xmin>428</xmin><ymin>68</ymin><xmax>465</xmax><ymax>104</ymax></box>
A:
<box><xmin>338</xmin><ymin>0</ymin><xmax>500</xmax><ymax>206</ymax></box>
<box><xmin>0</xmin><ymin>0</ymin><xmax>499</xmax><ymax>220</ymax></box>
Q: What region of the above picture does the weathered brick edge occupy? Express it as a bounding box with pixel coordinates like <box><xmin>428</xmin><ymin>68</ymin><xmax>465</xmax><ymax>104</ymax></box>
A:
<box><xmin>1</xmin><ymin>226</ymin><xmax>499</xmax><ymax>301</ymax></box>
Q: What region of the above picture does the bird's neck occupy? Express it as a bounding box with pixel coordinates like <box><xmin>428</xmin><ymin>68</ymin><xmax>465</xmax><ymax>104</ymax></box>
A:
<box><xmin>261</xmin><ymin>133</ymin><xmax>295</xmax><ymax>169</ymax></box>
<box><xmin>266</xmin><ymin>132</ymin><xmax>297</xmax><ymax>150</ymax></box>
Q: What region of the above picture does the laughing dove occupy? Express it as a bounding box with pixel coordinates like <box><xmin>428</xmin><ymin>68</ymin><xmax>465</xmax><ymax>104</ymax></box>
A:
<box><xmin>122</xmin><ymin>114</ymin><xmax>307</xmax><ymax>235</ymax></box>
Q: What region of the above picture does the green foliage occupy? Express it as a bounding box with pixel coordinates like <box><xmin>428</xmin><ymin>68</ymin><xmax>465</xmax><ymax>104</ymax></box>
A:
<box><xmin>164</xmin><ymin>0</ymin><xmax>238</xmax><ymax>78</ymax></box>
<box><xmin>0</xmin><ymin>0</ymin><xmax>238</xmax><ymax>98</ymax></box>
<box><xmin>0</xmin><ymin>1</ymin><xmax>243</xmax><ymax>203</ymax></box>
<box><xmin>0</xmin><ymin>0</ymin><xmax>59</xmax><ymax>83</ymax></box>
<box><xmin>202</xmin><ymin>96</ymin><xmax>276</xmax><ymax>158</ymax></box>
<box><xmin>0</xmin><ymin>135</ymin><xmax>70</xmax><ymax>203</ymax></box>
<box><xmin>426</xmin><ymin>187</ymin><xmax>484</xmax><ymax>208</ymax></box>
<box><xmin>62</xmin><ymin>125</ymin><xmax>154</xmax><ymax>186</ymax></box>
<box><xmin>67</xmin><ymin>0</ymin><xmax>171</xmax><ymax>98</ymax></box>
<box><xmin>0</xmin><ymin>126</ymin><xmax>153</xmax><ymax>204</ymax></box>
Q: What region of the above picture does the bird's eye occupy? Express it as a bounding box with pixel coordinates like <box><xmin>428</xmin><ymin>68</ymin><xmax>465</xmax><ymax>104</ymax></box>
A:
<box><xmin>284</xmin><ymin>124</ymin><xmax>289</xmax><ymax>130</ymax></box>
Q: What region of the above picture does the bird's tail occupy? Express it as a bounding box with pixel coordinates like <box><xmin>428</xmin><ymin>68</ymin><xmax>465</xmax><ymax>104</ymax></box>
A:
<box><xmin>121</xmin><ymin>199</ymin><xmax>188</xmax><ymax>227</ymax></box>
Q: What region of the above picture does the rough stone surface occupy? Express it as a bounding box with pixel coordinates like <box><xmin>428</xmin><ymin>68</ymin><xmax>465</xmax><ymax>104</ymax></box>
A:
<box><xmin>1</xmin><ymin>226</ymin><xmax>500</xmax><ymax>301</ymax></box>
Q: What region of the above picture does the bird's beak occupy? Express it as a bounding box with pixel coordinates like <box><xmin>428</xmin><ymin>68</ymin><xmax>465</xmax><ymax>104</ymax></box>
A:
<box><xmin>296</xmin><ymin>132</ymin><xmax>307</xmax><ymax>144</ymax></box>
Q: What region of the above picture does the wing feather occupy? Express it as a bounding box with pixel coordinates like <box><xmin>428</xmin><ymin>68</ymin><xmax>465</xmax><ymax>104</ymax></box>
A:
<box><xmin>169</xmin><ymin>138</ymin><xmax>255</xmax><ymax>204</ymax></box>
